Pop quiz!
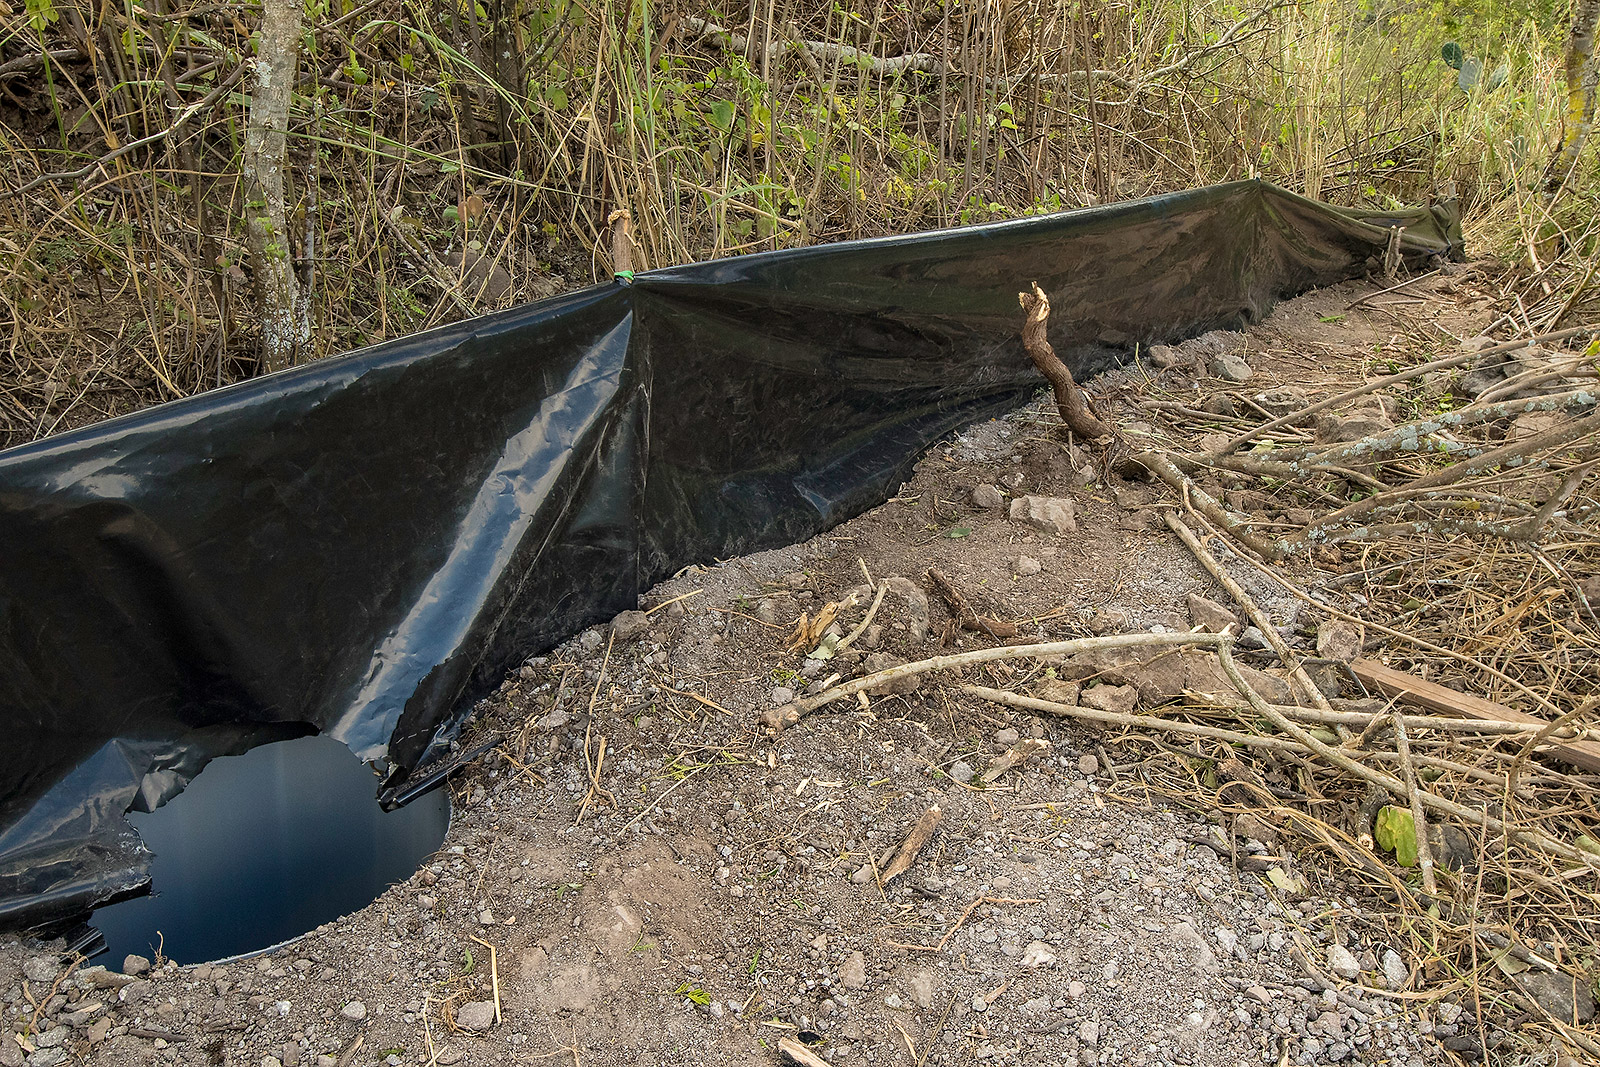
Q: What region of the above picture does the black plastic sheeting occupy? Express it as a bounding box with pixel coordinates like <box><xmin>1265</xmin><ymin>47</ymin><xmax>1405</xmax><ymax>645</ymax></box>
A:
<box><xmin>0</xmin><ymin>181</ymin><xmax>1461</xmax><ymax>932</ymax></box>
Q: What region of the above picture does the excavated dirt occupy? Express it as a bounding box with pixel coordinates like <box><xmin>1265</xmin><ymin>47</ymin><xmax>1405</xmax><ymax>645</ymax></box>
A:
<box><xmin>0</xmin><ymin>266</ymin><xmax>1517</xmax><ymax>1067</ymax></box>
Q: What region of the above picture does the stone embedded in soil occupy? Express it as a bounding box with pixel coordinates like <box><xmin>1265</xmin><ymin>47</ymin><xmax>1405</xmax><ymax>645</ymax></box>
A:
<box><xmin>770</xmin><ymin>686</ymin><xmax>796</xmax><ymax>706</ymax></box>
<box><xmin>1314</xmin><ymin>410</ymin><xmax>1393</xmax><ymax>444</ymax></box>
<box><xmin>1087</xmin><ymin>608</ymin><xmax>1128</xmax><ymax>635</ymax></box>
<box><xmin>971</xmin><ymin>484</ymin><xmax>1004</xmax><ymax>509</ymax></box>
<box><xmin>838</xmin><ymin>951</ymin><xmax>867</xmax><ymax>990</ymax></box>
<box><xmin>993</xmin><ymin>727</ymin><xmax>1020</xmax><ymax>751</ymax></box>
<box><xmin>1187</xmin><ymin>593</ymin><xmax>1239</xmax><ymax>634</ymax></box>
<box><xmin>1033</xmin><ymin>677</ymin><xmax>1080</xmax><ymax>706</ymax></box>
<box><xmin>120</xmin><ymin>954</ymin><xmax>150</xmax><ymax>977</ymax></box>
<box><xmin>1316</xmin><ymin>619</ymin><xmax>1363</xmax><ymax>663</ymax></box>
<box><xmin>861</xmin><ymin>652</ymin><xmax>921</xmax><ymax>695</ymax></box>
<box><xmin>1008</xmin><ymin>494</ymin><xmax>1076</xmax><ymax>536</ymax></box>
<box><xmin>608</xmin><ymin>609</ymin><xmax>651</xmax><ymax>642</ymax></box>
<box><xmin>1212</xmin><ymin>351</ymin><xmax>1254</xmax><ymax>382</ymax></box>
<box><xmin>948</xmin><ymin>760</ymin><xmax>975</xmax><ymax>785</ymax></box>
<box><xmin>1080</xmin><ymin>683</ymin><xmax>1137</xmax><ymax>714</ymax></box>
<box><xmin>456</xmin><ymin>1000</ymin><xmax>497</xmax><ymax>1031</ymax></box>
<box><xmin>1020</xmin><ymin>941</ymin><xmax>1058</xmax><ymax>969</ymax></box>
<box><xmin>1382</xmin><ymin>950</ymin><xmax>1408</xmax><ymax>991</ymax></box>
<box><xmin>1015</xmin><ymin>554</ymin><xmax>1042</xmax><ymax>576</ymax></box>
<box><xmin>1512</xmin><ymin>969</ymin><xmax>1595</xmax><ymax>1023</ymax></box>
<box><xmin>1328</xmin><ymin>944</ymin><xmax>1361</xmax><ymax>980</ymax></box>
<box><xmin>340</xmin><ymin>1000</ymin><xmax>367</xmax><ymax>1022</ymax></box>
<box><xmin>1077</xmin><ymin>753</ymin><xmax>1099</xmax><ymax>776</ymax></box>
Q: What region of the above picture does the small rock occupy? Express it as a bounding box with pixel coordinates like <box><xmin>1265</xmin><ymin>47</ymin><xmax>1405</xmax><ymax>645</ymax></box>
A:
<box><xmin>970</xmin><ymin>994</ymin><xmax>988</xmax><ymax>1013</ymax></box>
<box><xmin>948</xmin><ymin>761</ymin><xmax>975</xmax><ymax>785</ymax></box>
<box><xmin>1382</xmin><ymin>950</ymin><xmax>1408</xmax><ymax>991</ymax></box>
<box><xmin>25</xmin><ymin>1050</ymin><xmax>66</xmax><ymax>1067</ymax></box>
<box><xmin>1233</xmin><ymin>813</ymin><xmax>1278</xmax><ymax>845</ymax></box>
<box><xmin>861</xmin><ymin>652</ymin><xmax>921</xmax><ymax>696</ymax></box>
<box><xmin>1203</xmin><ymin>392</ymin><xmax>1237</xmax><ymax>416</ymax></box>
<box><xmin>1187</xmin><ymin>593</ymin><xmax>1239</xmax><ymax>634</ymax></box>
<box><xmin>434</xmin><ymin>1047</ymin><xmax>464</xmax><ymax>1066</ymax></box>
<box><xmin>1328</xmin><ymin>944</ymin><xmax>1361</xmax><ymax>981</ymax></box>
<box><xmin>971</xmin><ymin>484</ymin><xmax>1005</xmax><ymax>509</ymax></box>
<box><xmin>1020</xmin><ymin>941</ymin><xmax>1058</xmax><ymax>969</ymax></box>
<box><xmin>1080</xmin><ymin>684</ymin><xmax>1137</xmax><ymax>714</ymax></box>
<box><xmin>456</xmin><ymin>1000</ymin><xmax>497</xmax><ymax>1031</ymax></box>
<box><xmin>1034</xmin><ymin>678</ymin><xmax>1080</xmax><ymax>706</ymax></box>
<box><xmin>908</xmin><ymin>971</ymin><xmax>937</xmax><ymax>1009</ymax></box>
<box><xmin>755</xmin><ymin>598</ymin><xmax>780</xmax><ymax>624</ymax></box>
<box><xmin>22</xmin><ymin>958</ymin><xmax>57</xmax><ymax>983</ymax></box>
<box><xmin>1314</xmin><ymin>411</ymin><xmax>1393</xmax><ymax>444</ymax></box>
<box><xmin>1076</xmin><ymin>754</ymin><xmax>1099</xmax><ymax>776</ymax></box>
<box><xmin>1015</xmin><ymin>555</ymin><xmax>1042</xmax><ymax>576</ymax></box>
<box><xmin>850</xmin><ymin>865</ymin><xmax>874</xmax><ymax>885</ymax></box>
<box><xmin>262</xmin><ymin>1057</ymin><xmax>284</xmax><ymax>1067</ymax></box>
<box><xmin>770</xmin><ymin>686</ymin><xmax>796</xmax><ymax>706</ymax></box>
<box><xmin>478</xmin><ymin>908</ymin><xmax>495</xmax><ymax>926</ymax></box>
<box><xmin>121</xmin><ymin>955</ymin><xmax>151</xmax><ymax>977</ymax></box>
<box><xmin>1214</xmin><ymin>927</ymin><xmax>1238</xmax><ymax>954</ymax></box>
<box><xmin>340</xmin><ymin>1001</ymin><xmax>368</xmax><ymax>1022</ymax></box>
<box><xmin>1315</xmin><ymin>620</ymin><xmax>1363</xmax><ymax>663</ymax></box>
<box><xmin>838</xmin><ymin>951</ymin><xmax>868</xmax><ymax>990</ymax></box>
<box><xmin>993</xmin><ymin>727</ymin><xmax>1021</xmax><ymax>750</ymax></box>
<box><xmin>1077</xmin><ymin>1020</ymin><xmax>1099</xmax><ymax>1047</ymax></box>
<box><xmin>1252</xmin><ymin>386</ymin><xmax>1307</xmax><ymax>415</ymax></box>
<box><xmin>1212</xmin><ymin>351</ymin><xmax>1254</xmax><ymax>382</ymax></box>
<box><xmin>1087</xmin><ymin>608</ymin><xmax>1129</xmax><ymax>635</ymax></box>
<box><xmin>1008</xmin><ymin>495</ymin><xmax>1077</xmax><ymax>536</ymax></box>
<box><xmin>600</xmin><ymin>610</ymin><xmax>646</xmax><ymax>642</ymax></box>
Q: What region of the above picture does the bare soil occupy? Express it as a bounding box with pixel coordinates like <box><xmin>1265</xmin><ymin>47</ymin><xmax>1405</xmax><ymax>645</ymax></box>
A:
<box><xmin>0</xmin><ymin>268</ymin><xmax>1514</xmax><ymax>1067</ymax></box>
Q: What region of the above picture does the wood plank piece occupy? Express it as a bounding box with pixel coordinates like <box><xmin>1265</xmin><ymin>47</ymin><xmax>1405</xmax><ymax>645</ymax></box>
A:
<box><xmin>1350</xmin><ymin>659</ymin><xmax>1600</xmax><ymax>774</ymax></box>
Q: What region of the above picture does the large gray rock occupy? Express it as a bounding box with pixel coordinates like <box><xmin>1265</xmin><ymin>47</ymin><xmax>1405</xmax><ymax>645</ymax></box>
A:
<box><xmin>1009</xmin><ymin>495</ymin><xmax>1076</xmax><ymax>536</ymax></box>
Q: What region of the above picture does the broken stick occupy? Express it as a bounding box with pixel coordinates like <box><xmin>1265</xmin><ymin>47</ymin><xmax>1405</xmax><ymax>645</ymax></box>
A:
<box><xmin>1018</xmin><ymin>282</ymin><xmax>1115</xmax><ymax>442</ymax></box>
<box><xmin>881</xmin><ymin>804</ymin><xmax>943</xmax><ymax>883</ymax></box>
<box><xmin>927</xmin><ymin>567</ymin><xmax>1018</xmax><ymax>639</ymax></box>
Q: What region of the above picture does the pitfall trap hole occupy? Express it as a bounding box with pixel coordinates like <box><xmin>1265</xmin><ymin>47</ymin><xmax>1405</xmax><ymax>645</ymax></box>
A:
<box><xmin>91</xmin><ymin>734</ymin><xmax>450</xmax><ymax>965</ymax></box>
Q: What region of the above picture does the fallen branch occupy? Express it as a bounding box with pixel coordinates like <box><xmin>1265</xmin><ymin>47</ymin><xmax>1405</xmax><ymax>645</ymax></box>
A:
<box><xmin>1215</xmin><ymin>643</ymin><xmax>1600</xmax><ymax>869</ymax></box>
<box><xmin>758</xmin><ymin>631</ymin><xmax>1230</xmax><ymax>734</ymax></box>
<box><xmin>1215</xmin><ymin>323</ymin><xmax>1600</xmax><ymax>456</ymax></box>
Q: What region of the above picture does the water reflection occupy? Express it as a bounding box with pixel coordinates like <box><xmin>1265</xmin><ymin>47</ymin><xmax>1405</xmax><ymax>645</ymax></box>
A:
<box><xmin>91</xmin><ymin>735</ymin><xmax>450</xmax><ymax>964</ymax></box>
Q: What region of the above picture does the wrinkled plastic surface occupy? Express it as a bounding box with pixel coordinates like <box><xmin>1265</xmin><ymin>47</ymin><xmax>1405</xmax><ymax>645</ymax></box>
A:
<box><xmin>0</xmin><ymin>182</ymin><xmax>1461</xmax><ymax>930</ymax></box>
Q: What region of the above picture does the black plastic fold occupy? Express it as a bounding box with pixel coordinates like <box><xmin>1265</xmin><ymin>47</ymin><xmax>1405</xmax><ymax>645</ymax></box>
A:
<box><xmin>0</xmin><ymin>182</ymin><xmax>1461</xmax><ymax>929</ymax></box>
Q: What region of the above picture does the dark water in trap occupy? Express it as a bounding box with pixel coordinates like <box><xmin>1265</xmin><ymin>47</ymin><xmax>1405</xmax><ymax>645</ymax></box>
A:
<box><xmin>91</xmin><ymin>734</ymin><xmax>450</xmax><ymax>965</ymax></box>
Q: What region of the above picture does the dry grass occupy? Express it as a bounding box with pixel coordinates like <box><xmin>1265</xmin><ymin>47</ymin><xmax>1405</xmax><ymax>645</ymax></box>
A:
<box><xmin>0</xmin><ymin>0</ymin><xmax>1595</xmax><ymax>447</ymax></box>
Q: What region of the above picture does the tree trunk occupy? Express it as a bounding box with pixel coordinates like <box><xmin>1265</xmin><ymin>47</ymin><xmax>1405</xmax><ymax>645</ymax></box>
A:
<box><xmin>1552</xmin><ymin>0</ymin><xmax>1600</xmax><ymax>189</ymax></box>
<box><xmin>242</xmin><ymin>0</ymin><xmax>306</xmax><ymax>374</ymax></box>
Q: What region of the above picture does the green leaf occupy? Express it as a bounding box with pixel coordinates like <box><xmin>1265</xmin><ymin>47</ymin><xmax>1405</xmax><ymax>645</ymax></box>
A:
<box><xmin>1457</xmin><ymin>56</ymin><xmax>1482</xmax><ymax>92</ymax></box>
<box><xmin>1484</xmin><ymin>63</ymin><xmax>1508</xmax><ymax>92</ymax></box>
<box><xmin>1440</xmin><ymin>41</ymin><xmax>1463</xmax><ymax>70</ymax></box>
<box><xmin>1375</xmin><ymin>806</ymin><xmax>1419</xmax><ymax>867</ymax></box>
<box><xmin>710</xmin><ymin>99</ymin><xmax>736</xmax><ymax>133</ymax></box>
<box><xmin>945</xmin><ymin>526</ymin><xmax>971</xmax><ymax>538</ymax></box>
<box><xmin>25</xmin><ymin>0</ymin><xmax>58</xmax><ymax>31</ymax></box>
